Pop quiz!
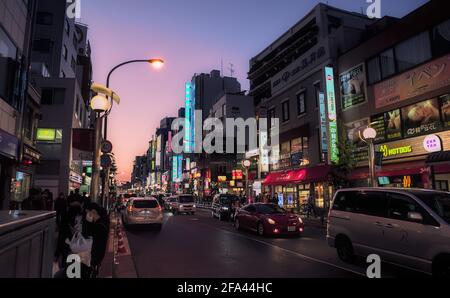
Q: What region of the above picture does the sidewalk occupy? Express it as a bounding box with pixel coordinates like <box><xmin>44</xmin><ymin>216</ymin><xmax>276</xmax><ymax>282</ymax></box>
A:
<box><xmin>99</xmin><ymin>212</ymin><xmax>138</xmax><ymax>278</ymax></box>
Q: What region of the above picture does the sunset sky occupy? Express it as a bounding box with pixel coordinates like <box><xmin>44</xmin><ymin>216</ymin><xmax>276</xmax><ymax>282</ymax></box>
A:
<box><xmin>80</xmin><ymin>0</ymin><xmax>428</xmax><ymax>182</ymax></box>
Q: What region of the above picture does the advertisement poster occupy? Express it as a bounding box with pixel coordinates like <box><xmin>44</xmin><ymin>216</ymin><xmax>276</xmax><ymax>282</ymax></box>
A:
<box><xmin>441</xmin><ymin>93</ymin><xmax>450</xmax><ymax>127</ymax></box>
<box><xmin>345</xmin><ymin>118</ymin><xmax>370</xmax><ymax>147</ymax></box>
<box><xmin>374</xmin><ymin>54</ymin><xmax>450</xmax><ymax>109</ymax></box>
<box><xmin>385</xmin><ymin>109</ymin><xmax>402</xmax><ymax>140</ymax></box>
<box><xmin>370</xmin><ymin>113</ymin><xmax>386</xmax><ymax>143</ymax></box>
<box><xmin>287</xmin><ymin>194</ymin><xmax>294</xmax><ymax>206</ymax></box>
<box><xmin>278</xmin><ymin>193</ymin><xmax>284</xmax><ymax>207</ymax></box>
<box><xmin>402</xmin><ymin>98</ymin><xmax>442</xmax><ymax>137</ymax></box>
<box><xmin>339</xmin><ymin>64</ymin><xmax>367</xmax><ymax>110</ymax></box>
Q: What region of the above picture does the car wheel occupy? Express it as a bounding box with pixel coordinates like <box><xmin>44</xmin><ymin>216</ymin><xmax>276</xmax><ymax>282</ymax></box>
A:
<box><xmin>257</xmin><ymin>222</ymin><xmax>265</xmax><ymax>236</ymax></box>
<box><xmin>235</xmin><ymin>218</ymin><xmax>241</xmax><ymax>230</ymax></box>
<box><xmin>433</xmin><ymin>256</ymin><xmax>450</xmax><ymax>278</ymax></box>
<box><xmin>336</xmin><ymin>236</ymin><xmax>355</xmax><ymax>263</ymax></box>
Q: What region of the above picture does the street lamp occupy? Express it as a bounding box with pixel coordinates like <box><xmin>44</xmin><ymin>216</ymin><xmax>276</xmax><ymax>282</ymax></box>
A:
<box><xmin>360</xmin><ymin>127</ymin><xmax>378</xmax><ymax>187</ymax></box>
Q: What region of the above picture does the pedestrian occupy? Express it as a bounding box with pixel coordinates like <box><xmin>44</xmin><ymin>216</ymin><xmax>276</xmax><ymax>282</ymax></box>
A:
<box><xmin>54</xmin><ymin>193</ymin><xmax>71</xmax><ymax>268</ymax></box>
<box><xmin>82</xmin><ymin>202</ymin><xmax>110</xmax><ymax>278</ymax></box>
<box><xmin>21</xmin><ymin>188</ymin><xmax>45</xmax><ymax>210</ymax></box>
<box><xmin>55</xmin><ymin>193</ymin><xmax>68</xmax><ymax>227</ymax></box>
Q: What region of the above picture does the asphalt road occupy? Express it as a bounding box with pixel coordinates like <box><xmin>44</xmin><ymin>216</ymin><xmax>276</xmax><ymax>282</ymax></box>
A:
<box><xmin>125</xmin><ymin>209</ymin><xmax>427</xmax><ymax>278</ymax></box>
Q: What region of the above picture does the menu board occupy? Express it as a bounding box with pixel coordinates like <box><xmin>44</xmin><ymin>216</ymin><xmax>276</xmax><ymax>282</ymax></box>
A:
<box><xmin>402</xmin><ymin>98</ymin><xmax>442</xmax><ymax>138</ymax></box>
<box><xmin>441</xmin><ymin>94</ymin><xmax>450</xmax><ymax>128</ymax></box>
<box><xmin>371</xmin><ymin>114</ymin><xmax>386</xmax><ymax>143</ymax></box>
<box><xmin>385</xmin><ymin>109</ymin><xmax>402</xmax><ymax>140</ymax></box>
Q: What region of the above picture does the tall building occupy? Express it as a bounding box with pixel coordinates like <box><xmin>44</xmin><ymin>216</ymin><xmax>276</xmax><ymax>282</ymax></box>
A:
<box><xmin>248</xmin><ymin>4</ymin><xmax>375</xmax><ymax>209</ymax></box>
<box><xmin>183</xmin><ymin>70</ymin><xmax>242</xmax><ymax>196</ymax></box>
<box><xmin>31</xmin><ymin>0</ymin><xmax>94</xmax><ymax>197</ymax></box>
<box><xmin>337</xmin><ymin>0</ymin><xmax>450</xmax><ymax>190</ymax></box>
<box><xmin>0</xmin><ymin>0</ymin><xmax>38</xmax><ymax>209</ymax></box>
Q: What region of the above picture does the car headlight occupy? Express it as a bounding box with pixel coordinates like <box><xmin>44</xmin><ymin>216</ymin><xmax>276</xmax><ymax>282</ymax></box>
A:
<box><xmin>180</xmin><ymin>205</ymin><xmax>184</xmax><ymax>208</ymax></box>
<box><xmin>193</xmin><ymin>205</ymin><xmax>196</xmax><ymax>208</ymax></box>
<box><xmin>267</xmin><ymin>218</ymin><xmax>276</xmax><ymax>225</ymax></box>
<box><xmin>222</xmin><ymin>207</ymin><xmax>229</xmax><ymax>211</ymax></box>
<box><xmin>298</xmin><ymin>217</ymin><xmax>303</xmax><ymax>224</ymax></box>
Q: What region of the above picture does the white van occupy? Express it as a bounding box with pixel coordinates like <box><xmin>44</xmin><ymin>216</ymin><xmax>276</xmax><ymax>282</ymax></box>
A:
<box><xmin>327</xmin><ymin>188</ymin><xmax>450</xmax><ymax>277</ymax></box>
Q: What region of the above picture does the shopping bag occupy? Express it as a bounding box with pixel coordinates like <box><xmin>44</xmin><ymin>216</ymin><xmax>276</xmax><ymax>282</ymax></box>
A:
<box><xmin>66</xmin><ymin>232</ymin><xmax>93</xmax><ymax>266</ymax></box>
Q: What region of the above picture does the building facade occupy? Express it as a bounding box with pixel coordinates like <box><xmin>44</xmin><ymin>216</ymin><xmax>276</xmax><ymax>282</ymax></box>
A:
<box><xmin>337</xmin><ymin>0</ymin><xmax>450</xmax><ymax>191</ymax></box>
<box><xmin>0</xmin><ymin>0</ymin><xmax>39</xmax><ymax>209</ymax></box>
<box><xmin>32</xmin><ymin>0</ymin><xmax>93</xmax><ymax>197</ymax></box>
<box><xmin>248</xmin><ymin>3</ymin><xmax>376</xmax><ymax>210</ymax></box>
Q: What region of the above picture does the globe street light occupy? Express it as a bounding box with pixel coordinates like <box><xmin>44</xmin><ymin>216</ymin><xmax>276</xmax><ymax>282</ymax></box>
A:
<box><xmin>360</xmin><ymin>127</ymin><xmax>378</xmax><ymax>187</ymax></box>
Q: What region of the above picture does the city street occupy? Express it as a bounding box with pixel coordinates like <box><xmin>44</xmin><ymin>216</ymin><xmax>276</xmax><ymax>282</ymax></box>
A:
<box><xmin>124</xmin><ymin>209</ymin><xmax>427</xmax><ymax>278</ymax></box>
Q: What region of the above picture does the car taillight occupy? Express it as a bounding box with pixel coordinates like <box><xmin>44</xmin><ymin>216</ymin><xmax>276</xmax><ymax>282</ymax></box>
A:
<box><xmin>128</xmin><ymin>206</ymin><xmax>133</xmax><ymax>213</ymax></box>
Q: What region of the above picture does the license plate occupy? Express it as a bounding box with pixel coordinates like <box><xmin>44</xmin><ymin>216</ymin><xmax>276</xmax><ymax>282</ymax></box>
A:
<box><xmin>288</xmin><ymin>226</ymin><xmax>296</xmax><ymax>232</ymax></box>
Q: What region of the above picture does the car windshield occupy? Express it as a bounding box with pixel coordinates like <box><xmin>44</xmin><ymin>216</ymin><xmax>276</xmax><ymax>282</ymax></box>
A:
<box><xmin>170</xmin><ymin>198</ymin><xmax>177</xmax><ymax>202</ymax></box>
<box><xmin>257</xmin><ymin>204</ymin><xmax>287</xmax><ymax>214</ymax></box>
<box><xmin>417</xmin><ymin>192</ymin><xmax>450</xmax><ymax>224</ymax></box>
<box><xmin>133</xmin><ymin>200</ymin><xmax>158</xmax><ymax>209</ymax></box>
<box><xmin>179</xmin><ymin>196</ymin><xmax>194</xmax><ymax>203</ymax></box>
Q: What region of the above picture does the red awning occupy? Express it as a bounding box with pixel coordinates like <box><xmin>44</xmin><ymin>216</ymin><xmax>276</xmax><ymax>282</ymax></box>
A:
<box><xmin>350</xmin><ymin>160</ymin><xmax>428</xmax><ymax>179</ymax></box>
<box><xmin>263</xmin><ymin>165</ymin><xmax>331</xmax><ymax>186</ymax></box>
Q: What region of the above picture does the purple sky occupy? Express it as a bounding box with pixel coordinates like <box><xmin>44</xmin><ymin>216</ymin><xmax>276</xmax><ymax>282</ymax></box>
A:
<box><xmin>80</xmin><ymin>0</ymin><xmax>428</xmax><ymax>182</ymax></box>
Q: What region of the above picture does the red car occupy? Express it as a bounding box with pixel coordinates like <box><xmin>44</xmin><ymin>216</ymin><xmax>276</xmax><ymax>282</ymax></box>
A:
<box><xmin>234</xmin><ymin>203</ymin><xmax>304</xmax><ymax>237</ymax></box>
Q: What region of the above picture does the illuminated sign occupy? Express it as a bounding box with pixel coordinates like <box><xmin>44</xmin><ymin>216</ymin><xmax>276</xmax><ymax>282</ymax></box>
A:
<box><xmin>403</xmin><ymin>176</ymin><xmax>412</xmax><ymax>188</ymax></box>
<box><xmin>177</xmin><ymin>155</ymin><xmax>183</xmax><ymax>182</ymax></box>
<box><xmin>172</xmin><ymin>156</ymin><xmax>178</xmax><ymax>182</ymax></box>
<box><xmin>325</xmin><ymin>67</ymin><xmax>339</xmax><ymax>163</ymax></box>
<box><xmin>218</xmin><ymin>176</ymin><xmax>227</xmax><ymax>182</ymax></box>
<box><xmin>232</xmin><ymin>170</ymin><xmax>243</xmax><ymax>180</ymax></box>
<box><xmin>380</xmin><ymin>144</ymin><xmax>413</xmax><ymax>158</ymax></box>
<box><xmin>423</xmin><ymin>134</ymin><xmax>442</xmax><ymax>153</ymax></box>
<box><xmin>37</xmin><ymin>128</ymin><xmax>56</xmax><ymax>141</ymax></box>
<box><xmin>319</xmin><ymin>92</ymin><xmax>328</xmax><ymax>154</ymax></box>
<box><xmin>185</xmin><ymin>83</ymin><xmax>192</xmax><ymax>152</ymax></box>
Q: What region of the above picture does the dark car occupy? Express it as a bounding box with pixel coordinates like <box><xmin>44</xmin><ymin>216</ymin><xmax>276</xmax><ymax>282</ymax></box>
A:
<box><xmin>234</xmin><ymin>203</ymin><xmax>304</xmax><ymax>237</ymax></box>
<box><xmin>211</xmin><ymin>194</ymin><xmax>241</xmax><ymax>221</ymax></box>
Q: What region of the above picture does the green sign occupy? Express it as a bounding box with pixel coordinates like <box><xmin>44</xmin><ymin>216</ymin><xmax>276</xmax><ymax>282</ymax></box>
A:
<box><xmin>325</xmin><ymin>67</ymin><xmax>339</xmax><ymax>163</ymax></box>
<box><xmin>36</xmin><ymin>128</ymin><xmax>56</xmax><ymax>141</ymax></box>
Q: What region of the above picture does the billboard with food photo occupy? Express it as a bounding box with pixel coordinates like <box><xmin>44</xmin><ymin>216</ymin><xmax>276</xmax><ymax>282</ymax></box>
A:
<box><xmin>339</xmin><ymin>64</ymin><xmax>367</xmax><ymax>110</ymax></box>
<box><xmin>402</xmin><ymin>98</ymin><xmax>442</xmax><ymax>138</ymax></box>
<box><xmin>441</xmin><ymin>93</ymin><xmax>450</xmax><ymax>127</ymax></box>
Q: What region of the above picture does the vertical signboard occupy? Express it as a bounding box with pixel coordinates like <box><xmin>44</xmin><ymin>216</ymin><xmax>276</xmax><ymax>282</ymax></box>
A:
<box><xmin>185</xmin><ymin>83</ymin><xmax>192</xmax><ymax>153</ymax></box>
<box><xmin>172</xmin><ymin>156</ymin><xmax>178</xmax><ymax>182</ymax></box>
<box><xmin>177</xmin><ymin>155</ymin><xmax>183</xmax><ymax>182</ymax></box>
<box><xmin>325</xmin><ymin>67</ymin><xmax>339</xmax><ymax>163</ymax></box>
<box><xmin>319</xmin><ymin>92</ymin><xmax>328</xmax><ymax>154</ymax></box>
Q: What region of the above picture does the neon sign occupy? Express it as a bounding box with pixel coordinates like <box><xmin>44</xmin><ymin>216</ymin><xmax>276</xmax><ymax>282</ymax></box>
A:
<box><xmin>325</xmin><ymin>67</ymin><xmax>339</xmax><ymax>163</ymax></box>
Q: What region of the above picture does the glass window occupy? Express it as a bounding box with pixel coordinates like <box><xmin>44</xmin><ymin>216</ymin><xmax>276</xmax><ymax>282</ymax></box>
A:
<box><xmin>33</xmin><ymin>39</ymin><xmax>53</xmax><ymax>53</ymax></box>
<box><xmin>179</xmin><ymin>196</ymin><xmax>194</xmax><ymax>203</ymax></box>
<box><xmin>417</xmin><ymin>192</ymin><xmax>450</xmax><ymax>224</ymax></box>
<box><xmin>395</xmin><ymin>32</ymin><xmax>432</xmax><ymax>72</ymax></box>
<box><xmin>387</xmin><ymin>193</ymin><xmax>426</xmax><ymax>222</ymax></box>
<box><xmin>133</xmin><ymin>200</ymin><xmax>158</xmax><ymax>209</ymax></box>
<box><xmin>314</xmin><ymin>82</ymin><xmax>321</xmax><ymax>108</ymax></box>
<box><xmin>282</xmin><ymin>100</ymin><xmax>290</xmax><ymax>122</ymax></box>
<box><xmin>367</xmin><ymin>56</ymin><xmax>381</xmax><ymax>85</ymax></box>
<box><xmin>291</xmin><ymin>138</ymin><xmax>302</xmax><ymax>153</ymax></box>
<box><xmin>41</xmin><ymin>88</ymin><xmax>65</xmax><ymax>105</ymax></box>
<box><xmin>332</xmin><ymin>191</ymin><xmax>357</xmax><ymax>212</ymax></box>
<box><xmin>380</xmin><ymin>48</ymin><xmax>396</xmax><ymax>79</ymax></box>
<box><xmin>281</xmin><ymin>141</ymin><xmax>290</xmax><ymax>155</ymax></box>
<box><xmin>355</xmin><ymin>191</ymin><xmax>388</xmax><ymax>217</ymax></box>
<box><xmin>256</xmin><ymin>204</ymin><xmax>286</xmax><ymax>214</ymax></box>
<box><xmin>297</xmin><ymin>92</ymin><xmax>306</xmax><ymax>115</ymax></box>
<box><xmin>432</xmin><ymin>18</ymin><xmax>450</xmax><ymax>58</ymax></box>
<box><xmin>0</xmin><ymin>27</ymin><xmax>18</xmax><ymax>104</ymax></box>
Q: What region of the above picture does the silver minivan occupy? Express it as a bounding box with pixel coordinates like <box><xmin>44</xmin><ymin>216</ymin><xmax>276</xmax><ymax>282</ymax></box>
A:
<box><xmin>327</xmin><ymin>188</ymin><xmax>450</xmax><ymax>277</ymax></box>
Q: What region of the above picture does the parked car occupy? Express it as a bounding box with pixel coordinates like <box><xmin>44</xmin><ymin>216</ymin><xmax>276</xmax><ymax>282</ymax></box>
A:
<box><xmin>164</xmin><ymin>196</ymin><xmax>178</xmax><ymax>211</ymax></box>
<box><xmin>327</xmin><ymin>188</ymin><xmax>450</xmax><ymax>277</ymax></box>
<box><xmin>211</xmin><ymin>194</ymin><xmax>241</xmax><ymax>221</ymax></box>
<box><xmin>172</xmin><ymin>195</ymin><xmax>196</xmax><ymax>215</ymax></box>
<box><xmin>234</xmin><ymin>203</ymin><xmax>304</xmax><ymax>237</ymax></box>
<box><xmin>122</xmin><ymin>197</ymin><xmax>163</xmax><ymax>230</ymax></box>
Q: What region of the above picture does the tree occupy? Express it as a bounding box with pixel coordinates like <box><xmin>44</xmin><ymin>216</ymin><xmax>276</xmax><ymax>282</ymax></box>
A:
<box><xmin>331</xmin><ymin>122</ymin><xmax>357</xmax><ymax>189</ymax></box>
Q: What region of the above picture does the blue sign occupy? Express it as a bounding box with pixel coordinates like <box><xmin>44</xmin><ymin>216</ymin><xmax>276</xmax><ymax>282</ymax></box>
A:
<box><xmin>0</xmin><ymin>129</ymin><xmax>19</xmax><ymax>159</ymax></box>
<box><xmin>288</xmin><ymin>194</ymin><xmax>294</xmax><ymax>205</ymax></box>
<box><xmin>278</xmin><ymin>193</ymin><xmax>284</xmax><ymax>207</ymax></box>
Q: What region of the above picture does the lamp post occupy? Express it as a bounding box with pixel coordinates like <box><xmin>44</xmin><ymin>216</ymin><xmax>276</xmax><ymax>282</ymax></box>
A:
<box><xmin>360</xmin><ymin>127</ymin><xmax>378</xmax><ymax>187</ymax></box>
<box><xmin>242</xmin><ymin>160</ymin><xmax>251</xmax><ymax>202</ymax></box>
<box><xmin>91</xmin><ymin>58</ymin><xmax>164</xmax><ymax>205</ymax></box>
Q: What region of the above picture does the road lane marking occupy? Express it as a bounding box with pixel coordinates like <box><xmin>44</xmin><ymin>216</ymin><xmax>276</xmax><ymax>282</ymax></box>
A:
<box><xmin>194</xmin><ymin>211</ymin><xmax>366</xmax><ymax>277</ymax></box>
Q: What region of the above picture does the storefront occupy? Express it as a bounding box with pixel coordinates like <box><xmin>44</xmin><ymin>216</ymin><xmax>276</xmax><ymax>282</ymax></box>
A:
<box><xmin>350</xmin><ymin>131</ymin><xmax>450</xmax><ymax>189</ymax></box>
<box><xmin>0</xmin><ymin>129</ymin><xmax>19</xmax><ymax>209</ymax></box>
<box><xmin>263</xmin><ymin>165</ymin><xmax>332</xmax><ymax>210</ymax></box>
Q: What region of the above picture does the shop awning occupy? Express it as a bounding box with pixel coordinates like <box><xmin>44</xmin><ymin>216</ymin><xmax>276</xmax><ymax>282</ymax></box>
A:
<box><xmin>263</xmin><ymin>165</ymin><xmax>331</xmax><ymax>186</ymax></box>
<box><xmin>426</xmin><ymin>151</ymin><xmax>450</xmax><ymax>164</ymax></box>
<box><xmin>350</xmin><ymin>160</ymin><xmax>428</xmax><ymax>180</ymax></box>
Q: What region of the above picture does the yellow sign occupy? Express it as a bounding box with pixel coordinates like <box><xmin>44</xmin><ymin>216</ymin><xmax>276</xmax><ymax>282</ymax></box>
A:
<box><xmin>403</xmin><ymin>176</ymin><xmax>412</xmax><ymax>188</ymax></box>
<box><xmin>380</xmin><ymin>145</ymin><xmax>412</xmax><ymax>158</ymax></box>
<box><xmin>218</xmin><ymin>176</ymin><xmax>227</xmax><ymax>182</ymax></box>
<box><xmin>36</xmin><ymin>128</ymin><xmax>56</xmax><ymax>141</ymax></box>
